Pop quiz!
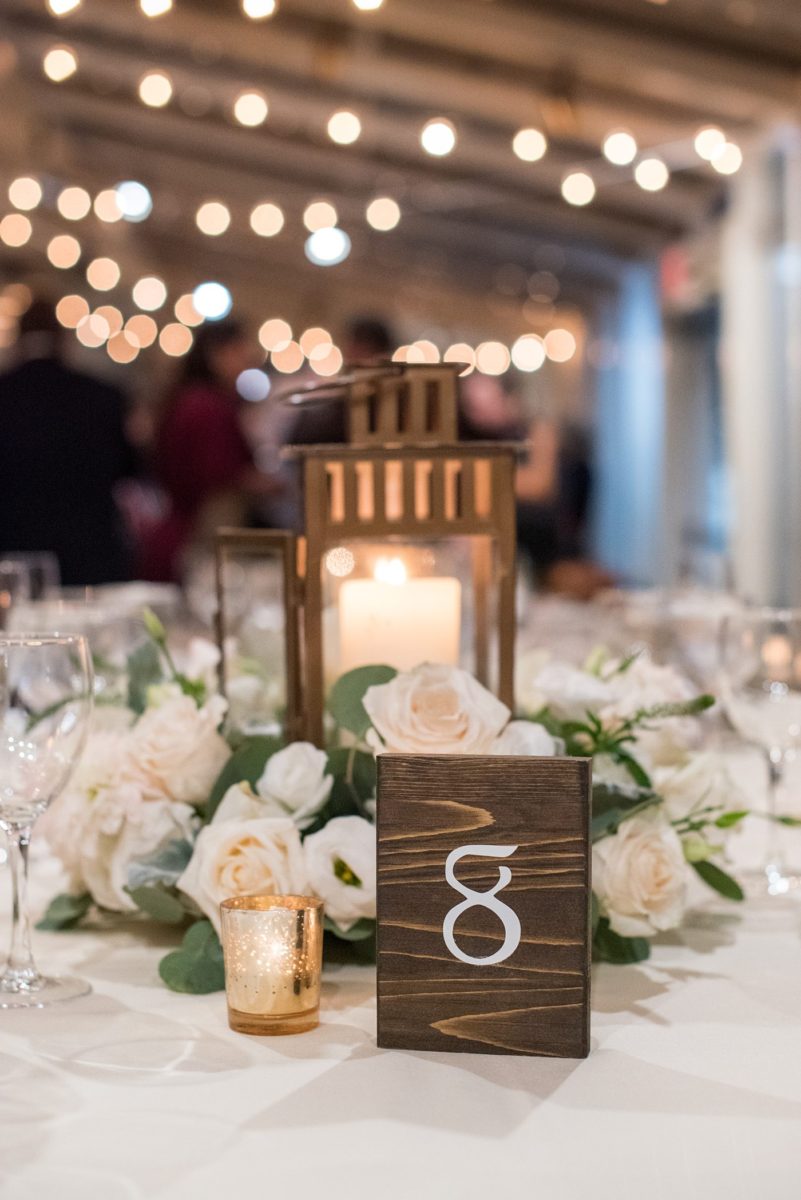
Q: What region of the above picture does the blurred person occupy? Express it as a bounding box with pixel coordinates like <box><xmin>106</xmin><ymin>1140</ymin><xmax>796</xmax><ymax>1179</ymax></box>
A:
<box><xmin>343</xmin><ymin>316</ymin><xmax>393</xmax><ymax>365</ymax></box>
<box><xmin>0</xmin><ymin>298</ymin><xmax>136</xmax><ymax>585</ymax></box>
<box><xmin>143</xmin><ymin>320</ymin><xmax>282</xmax><ymax>582</ymax></box>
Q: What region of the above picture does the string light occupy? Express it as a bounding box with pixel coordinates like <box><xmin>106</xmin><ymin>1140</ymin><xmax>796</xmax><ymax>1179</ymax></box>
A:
<box><xmin>234</xmin><ymin>90</ymin><xmax>268</xmax><ymax>127</ymax></box>
<box><xmin>443</xmin><ymin>343</ymin><xmax>475</xmax><ymax>376</ymax></box>
<box><xmin>132</xmin><ymin>275</ymin><xmax>167</xmax><ymax>311</ymax></box>
<box><xmin>0</xmin><ymin>214</ymin><xmax>32</xmax><ymax>247</ymax></box>
<box><xmin>561</xmin><ymin>171</ymin><xmax>595</xmax><ymax>206</ymax></box>
<box><xmin>303</xmin><ymin>200</ymin><xmax>338</xmax><ymax>231</ymax></box>
<box><xmin>86</xmin><ymin>257</ymin><xmax>121</xmax><ymax>291</ymax></box>
<box><xmin>9</xmin><ymin>178</ymin><xmax>42</xmax><ymax>211</ymax></box>
<box><xmin>94</xmin><ymin>305</ymin><xmax>123</xmax><ymax>335</ymax></box>
<box><xmin>250</xmin><ymin>202</ymin><xmax>284</xmax><ymax>236</ymax></box>
<box><xmin>196</xmin><ymin>201</ymin><xmax>231</xmax><ymax>236</ymax></box>
<box><xmin>93</xmin><ymin>189</ymin><xmax>123</xmax><ymax>222</ymax></box>
<box><xmin>47</xmin><ymin>0</ymin><xmax>82</xmax><ymax>14</ymax></box>
<box><xmin>712</xmin><ymin>142</ymin><xmax>743</xmax><ymax>175</ymax></box>
<box><xmin>258</xmin><ymin>318</ymin><xmax>292</xmax><ymax>351</ymax></box>
<box><xmin>43</xmin><ymin>46</ymin><xmax>77</xmax><ymax>82</ymax></box>
<box><xmin>603</xmin><ymin>131</ymin><xmax>638</xmax><ymax>165</ymax></box>
<box><xmin>125</xmin><ymin>313</ymin><xmax>158</xmax><ymax>347</ymax></box>
<box><xmin>107</xmin><ymin>331</ymin><xmax>140</xmax><ymax>364</ymax></box>
<box><xmin>139</xmin><ymin>70</ymin><xmax>173</xmax><ymax>108</ymax></box>
<box><xmin>366</xmin><ymin>197</ymin><xmax>400</xmax><ymax>231</ymax></box>
<box><xmin>475</xmin><ymin>341</ymin><xmax>511</xmax><ymax>375</ymax></box>
<box><xmin>421</xmin><ymin>118</ymin><xmax>456</xmax><ymax>157</ymax></box>
<box><xmin>512</xmin><ymin>128</ymin><xmax>547</xmax><ymax>163</ymax></box>
<box><xmin>47</xmin><ymin>234</ymin><xmax>81</xmax><ymax>268</ymax></box>
<box><xmin>305</xmin><ymin>227</ymin><xmax>351</xmax><ymax>266</ymax></box>
<box><xmin>236</xmin><ymin>368</ymin><xmax>271</xmax><ymax>401</ymax></box>
<box><xmin>57</xmin><ymin>185</ymin><xmax>91</xmax><ymax>220</ymax></box>
<box><xmin>634</xmin><ymin>157</ymin><xmax>669</xmax><ymax>191</ymax></box>
<box><xmin>193</xmin><ymin>281</ymin><xmax>232</xmax><ymax>320</ymax></box>
<box><xmin>309</xmin><ymin>344</ymin><xmax>343</xmax><ymax>376</ymax></box>
<box><xmin>327</xmin><ymin>111</ymin><xmax>362</xmax><ymax>145</ymax></box>
<box><xmin>242</xmin><ymin>0</ymin><xmax>277</xmax><ymax>17</ymax></box>
<box><xmin>174</xmin><ymin>293</ymin><xmax>204</xmax><ymax>326</ymax></box>
<box><xmin>139</xmin><ymin>0</ymin><xmax>173</xmax><ymax>15</ymax></box>
<box><xmin>271</xmin><ymin>340</ymin><xmax>304</xmax><ymax>373</ymax></box>
<box><xmin>353</xmin><ymin>0</ymin><xmax>385</xmax><ymax>10</ymax></box>
<box><xmin>299</xmin><ymin>327</ymin><xmax>332</xmax><ymax>356</ymax></box>
<box><xmin>76</xmin><ymin>312</ymin><xmax>110</xmax><ymax>348</ymax></box>
<box><xmin>694</xmin><ymin>126</ymin><xmax>726</xmax><ymax>161</ymax></box>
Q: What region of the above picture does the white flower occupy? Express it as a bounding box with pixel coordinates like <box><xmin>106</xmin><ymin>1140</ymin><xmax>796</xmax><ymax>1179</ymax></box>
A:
<box><xmin>593</xmin><ymin>811</ymin><xmax>688</xmax><ymax>938</ymax></box>
<box><xmin>256</xmin><ymin>743</ymin><xmax>332</xmax><ymax>829</ymax></box>
<box><xmin>79</xmin><ymin>790</ymin><xmax>197</xmax><ymax>912</ymax></box>
<box><xmin>652</xmin><ymin>753</ymin><xmax>745</xmax><ymax>825</ymax></box>
<box><xmin>492</xmin><ymin>720</ymin><xmax>561</xmax><ymax>756</ymax></box>
<box><xmin>178</xmin><ymin>816</ymin><xmax>306</xmax><ymax>936</ymax></box>
<box><xmin>127</xmin><ymin>693</ymin><xmax>229</xmax><ymax>806</ymax></box>
<box><xmin>592</xmin><ymin>754</ymin><xmax>642</xmax><ymax>793</ymax></box>
<box><xmin>303</xmin><ymin>816</ymin><xmax>376</xmax><ymax>931</ymax></box>
<box><xmin>533</xmin><ymin>663</ymin><xmax>612</xmax><ymax>720</ymax></box>
<box><xmin>213</xmin><ymin>781</ymin><xmax>263</xmax><ymax>823</ymax></box>
<box><xmin>364</xmin><ymin>663</ymin><xmax>509</xmax><ymax>754</ymax></box>
<box><xmin>601</xmin><ymin>654</ymin><xmax>701</xmax><ymax>768</ymax></box>
<box><xmin>175</xmin><ymin>637</ymin><xmax>221</xmax><ymax>694</ymax></box>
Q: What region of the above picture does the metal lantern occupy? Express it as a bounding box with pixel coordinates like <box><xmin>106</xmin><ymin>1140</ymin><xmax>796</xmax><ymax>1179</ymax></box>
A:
<box><xmin>216</xmin><ymin>363</ymin><xmax>518</xmax><ymax>747</ymax></box>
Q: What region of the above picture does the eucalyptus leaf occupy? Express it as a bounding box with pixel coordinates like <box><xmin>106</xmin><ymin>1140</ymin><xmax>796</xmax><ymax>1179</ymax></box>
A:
<box><xmin>591</xmin><ymin>782</ymin><xmax>661</xmax><ymax>842</ymax></box>
<box><xmin>126</xmin><ymin>882</ymin><xmax>187</xmax><ymax>924</ymax></box>
<box><xmin>158</xmin><ymin>920</ymin><xmax>225</xmax><ymax>993</ymax></box>
<box><xmin>36</xmin><ymin>892</ymin><xmax>91</xmax><ymax>931</ymax></box>
<box><xmin>205</xmin><ymin>735</ymin><xmax>283</xmax><ymax>822</ymax></box>
<box><xmin>327</xmin><ymin>665</ymin><xmax>397</xmax><ymax>737</ymax></box>
<box><xmin>692</xmin><ymin>859</ymin><xmax>745</xmax><ymax>901</ymax></box>
<box><xmin>592</xmin><ymin>917</ymin><xmax>651</xmax><ymax>964</ymax></box>
<box><xmin>127</xmin><ymin>839</ymin><xmax>193</xmax><ymax>892</ymax></box>
<box><xmin>317</xmin><ymin>747</ymin><xmax>377</xmax><ymax>823</ymax></box>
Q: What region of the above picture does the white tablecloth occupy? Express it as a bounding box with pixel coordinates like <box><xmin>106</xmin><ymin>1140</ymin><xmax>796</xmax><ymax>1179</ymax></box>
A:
<box><xmin>1</xmin><ymin>886</ymin><xmax>800</xmax><ymax>1200</ymax></box>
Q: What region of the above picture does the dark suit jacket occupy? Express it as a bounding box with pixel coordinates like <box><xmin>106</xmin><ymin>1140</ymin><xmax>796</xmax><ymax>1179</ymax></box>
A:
<box><xmin>0</xmin><ymin>355</ymin><xmax>135</xmax><ymax>585</ymax></box>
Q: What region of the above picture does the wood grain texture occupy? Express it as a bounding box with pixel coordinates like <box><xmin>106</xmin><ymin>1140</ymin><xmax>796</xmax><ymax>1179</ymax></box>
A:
<box><xmin>377</xmin><ymin>754</ymin><xmax>591</xmax><ymax>1058</ymax></box>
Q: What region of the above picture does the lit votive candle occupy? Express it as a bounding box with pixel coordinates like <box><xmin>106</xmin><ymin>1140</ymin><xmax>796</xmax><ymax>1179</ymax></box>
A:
<box><xmin>220</xmin><ymin>895</ymin><xmax>324</xmax><ymax>1035</ymax></box>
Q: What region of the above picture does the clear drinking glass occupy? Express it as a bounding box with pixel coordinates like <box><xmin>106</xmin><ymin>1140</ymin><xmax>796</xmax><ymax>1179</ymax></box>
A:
<box><xmin>718</xmin><ymin>608</ymin><xmax>801</xmax><ymax>898</ymax></box>
<box><xmin>0</xmin><ymin>560</ymin><xmax>32</xmax><ymax>631</ymax></box>
<box><xmin>0</xmin><ymin>634</ymin><xmax>93</xmax><ymax>1006</ymax></box>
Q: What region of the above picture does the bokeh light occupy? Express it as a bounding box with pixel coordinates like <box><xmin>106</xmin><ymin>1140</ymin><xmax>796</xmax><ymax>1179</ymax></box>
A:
<box><xmin>366</xmin><ymin>196</ymin><xmax>400</xmax><ymax>231</ymax></box>
<box><xmin>443</xmin><ymin>342</ymin><xmax>476</xmax><ymax>376</ymax></box>
<box><xmin>511</xmin><ymin>334</ymin><xmax>546</xmax><ymax>372</ymax></box>
<box><xmin>309</xmin><ymin>344</ymin><xmax>344</xmax><ymax>376</ymax></box>
<box><xmin>327</xmin><ymin>110</ymin><xmax>362</xmax><ymax>145</ymax></box>
<box><xmin>76</xmin><ymin>312</ymin><xmax>110</xmax><ymax>348</ymax></box>
<box><xmin>0</xmin><ymin>214</ymin><xmax>32</xmax><ymax>247</ymax></box>
<box><xmin>603</xmin><ymin>131</ymin><xmax>638</xmax><ymax>165</ymax></box>
<box><xmin>8</xmin><ymin>177</ymin><xmax>42</xmax><ymax>211</ymax></box>
<box><xmin>634</xmin><ymin>157</ymin><xmax>669</xmax><ymax>191</ymax></box>
<box><xmin>138</xmin><ymin>70</ymin><xmax>173</xmax><ymax>108</ymax></box>
<box><xmin>47</xmin><ymin>233</ymin><xmax>81</xmax><ymax>268</ymax></box>
<box><xmin>250</xmin><ymin>202</ymin><xmax>284</xmax><ymax>236</ymax></box>
<box><xmin>300</xmin><ymin>326</ymin><xmax>332</xmax><ymax>356</ymax></box>
<box><xmin>115</xmin><ymin>181</ymin><xmax>152</xmax><ymax>222</ymax></box>
<box><xmin>242</xmin><ymin>0</ymin><xmax>277</xmax><ymax>17</ymax></box>
<box><xmin>125</xmin><ymin>313</ymin><xmax>158</xmax><ymax>347</ymax></box>
<box><xmin>107</xmin><ymin>331</ymin><xmax>140</xmax><ymax>363</ymax></box>
<box><xmin>271</xmin><ymin>340</ymin><xmax>304</xmax><ymax>373</ymax></box>
<box><xmin>236</xmin><ymin>368</ymin><xmax>271</xmax><ymax>401</ymax></box>
<box><xmin>475</xmin><ymin>341</ymin><xmax>511</xmax><ymax>375</ymax></box>
<box><xmin>94</xmin><ymin>305</ymin><xmax>123</xmax><ymax>336</ymax></box>
<box><xmin>512</xmin><ymin>128</ymin><xmax>547</xmax><ymax>162</ymax></box>
<box><xmin>94</xmin><ymin>189</ymin><xmax>123</xmax><ymax>222</ymax></box>
<box><xmin>712</xmin><ymin>142</ymin><xmax>743</xmax><ymax>175</ymax></box>
<box><xmin>561</xmin><ymin>172</ymin><xmax>596</xmax><ymax>206</ymax></box>
<box><xmin>421</xmin><ymin>118</ymin><xmax>456</xmax><ymax>157</ymax></box>
<box><xmin>196</xmin><ymin>201</ymin><xmax>231</xmax><ymax>235</ymax></box>
<box><xmin>406</xmin><ymin>339</ymin><xmax>440</xmax><ymax>364</ymax></box>
<box><xmin>56</xmin><ymin>294</ymin><xmax>89</xmax><ymax>329</ymax></box>
<box><xmin>43</xmin><ymin>46</ymin><xmax>77</xmax><ymax>82</ymax></box>
<box><xmin>234</xmin><ymin>90</ymin><xmax>268</xmax><ymax>127</ymax></box>
<box><xmin>305</xmin><ymin>227</ymin><xmax>351</xmax><ymax>266</ymax></box>
<box><xmin>86</xmin><ymin>257</ymin><xmax>121</xmax><ymax>291</ymax></box>
<box><xmin>48</xmin><ymin>0</ymin><xmax>82</xmax><ymax>13</ymax></box>
<box><xmin>140</xmin><ymin>0</ymin><xmax>173</xmax><ymax>15</ymax></box>
<box><xmin>544</xmin><ymin>328</ymin><xmax>577</xmax><ymax>362</ymax></box>
<box><xmin>132</xmin><ymin>275</ymin><xmax>167</xmax><ymax>311</ymax></box>
<box><xmin>303</xmin><ymin>200</ymin><xmax>338</xmax><ymax>231</ymax></box>
<box><xmin>352</xmin><ymin>0</ymin><xmax>384</xmax><ymax>8</ymax></box>
<box><xmin>174</xmin><ymin>293</ymin><xmax>204</xmax><ymax>326</ymax></box>
<box><xmin>57</xmin><ymin>186</ymin><xmax>91</xmax><ymax>220</ymax></box>
<box><xmin>258</xmin><ymin>317</ymin><xmax>292</xmax><ymax>351</ymax></box>
<box><xmin>694</xmin><ymin>126</ymin><xmax>726</xmax><ymax>161</ymax></box>
<box><xmin>193</xmin><ymin>281</ymin><xmax>232</xmax><ymax>320</ymax></box>
<box><xmin>159</xmin><ymin>323</ymin><xmax>193</xmax><ymax>356</ymax></box>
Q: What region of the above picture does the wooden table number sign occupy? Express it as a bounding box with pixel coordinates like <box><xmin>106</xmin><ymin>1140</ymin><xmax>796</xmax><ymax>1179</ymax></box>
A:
<box><xmin>377</xmin><ymin>754</ymin><xmax>592</xmax><ymax>1058</ymax></box>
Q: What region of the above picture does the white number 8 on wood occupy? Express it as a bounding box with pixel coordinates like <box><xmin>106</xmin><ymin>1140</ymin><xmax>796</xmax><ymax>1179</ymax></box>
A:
<box><xmin>442</xmin><ymin>845</ymin><xmax>521</xmax><ymax>966</ymax></box>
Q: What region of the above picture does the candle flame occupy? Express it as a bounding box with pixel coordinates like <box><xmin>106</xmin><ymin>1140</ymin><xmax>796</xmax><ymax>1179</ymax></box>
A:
<box><xmin>374</xmin><ymin>556</ymin><xmax>407</xmax><ymax>586</ymax></box>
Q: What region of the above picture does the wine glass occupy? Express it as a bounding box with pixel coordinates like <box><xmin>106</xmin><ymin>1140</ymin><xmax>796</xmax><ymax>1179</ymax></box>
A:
<box><xmin>0</xmin><ymin>634</ymin><xmax>93</xmax><ymax>1006</ymax></box>
<box><xmin>718</xmin><ymin>608</ymin><xmax>801</xmax><ymax>898</ymax></box>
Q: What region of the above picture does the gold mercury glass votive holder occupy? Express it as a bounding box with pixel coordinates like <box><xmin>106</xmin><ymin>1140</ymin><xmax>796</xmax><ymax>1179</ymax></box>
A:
<box><xmin>220</xmin><ymin>895</ymin><xmax>324</xmax><ymax>1035</ymax></box>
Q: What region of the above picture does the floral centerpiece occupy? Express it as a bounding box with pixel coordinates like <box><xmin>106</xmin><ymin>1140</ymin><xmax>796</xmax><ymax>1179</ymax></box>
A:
<box><xmin>39</xmin><ymin>613</ymin><xmax>749</xmax><ymax>992</ymax></box>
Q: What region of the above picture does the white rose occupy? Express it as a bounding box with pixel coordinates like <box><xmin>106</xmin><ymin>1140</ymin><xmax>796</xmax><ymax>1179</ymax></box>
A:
<box><xmin>212</xmin><ymin>781</ymin><xmax>264</xmax><ymax>824</ymax></box>
<box><xmin>79</xmin><ymin>788</ymin><xmax>197</xmax><ymax>912</ymax></box>
<box><xmin>177</xmin><ymin>816</ymin><xmax>306</xmax><ymax>935</ymax></box>
<box><xmin>593</xmin><ymin>812</ymin><xmax>688</xmax><ymax>938</ymax></box>
<box><xmin>364</xmin><ymin>663</ymin><xmax>509</xmax><ymax>754</ymax></box>
<box><xmin>256</xmin><ymin>743</ymin><xmax>332</xmax><ymax>829</ymax></box>
<box><xmin>533</xmin><ymin>663</ymin><xmax>612</xmax><ymax>720</ymax></box>
<box><xmin>492</xmin><ymin>721</ymin><xmax>561</xmax><ymax>756</ymax></box>
<box><xmin>175</xmin><ymin>637</ymin><xmax>221</xmax><ymax>694</ymax></box>
<box><xmin>652</xmin><ymin>753</ymin><xmax>745</xmax><ymax>825</ymax></box>
<box><xmin>127</xmin><ymin>694</ymin><xmax>229</xmax><ymax>806</ymax></box>
<box><xmin>601</xmin><ymin>654</ymin><xmax>701</xmax><ymax>768</ymax></box>
<box><xmin>303</xmin><ymin>815</ymin><xmax>376</xmax><ymax>932</ymax></box>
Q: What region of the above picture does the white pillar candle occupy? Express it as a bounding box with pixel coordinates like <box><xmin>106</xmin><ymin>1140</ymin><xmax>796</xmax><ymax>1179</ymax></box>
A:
<box><xmin>338</xmin><ymin>557</ymin><xmax>461</xmax><ymax>673</ymax></box>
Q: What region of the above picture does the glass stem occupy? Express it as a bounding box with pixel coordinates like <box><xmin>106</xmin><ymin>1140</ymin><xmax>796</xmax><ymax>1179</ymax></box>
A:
<box><xmin>2</xmin><ymin>823</ymin><xmax>37</xmax><ymax>986</ymax></box>
<box><xmin>765</xmin><ymin>748</ymin><xmax>785</xmax><ymax>877</ymax></box>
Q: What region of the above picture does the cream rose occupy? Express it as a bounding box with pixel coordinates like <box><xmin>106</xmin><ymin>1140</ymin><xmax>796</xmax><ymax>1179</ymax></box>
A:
<box><xmin>593</xmin><ymin>812</ymin><xmax>688</xmax><ymax>938</ymax></box>
<box><xmin>492</xmin><ymin>720</ymin><xmax>561</xmax><ymax>756</ymax></box>
<box><xmin>177</xmin><ymin>816</ymin><xmax>306</xmax><ymax>935</ymax></box>
<box><xmin>256</xmin><ymin>743</ymin><xmax>332</xmax><ymax>829</ymax></box>
<box><xmin>652</xmin><ymin>753</ymin><xmax>744</xmax><ymax>825</ymax></box>
<box><xmin>127</xmin><ymin>694</ymin><xmax>229</xmax><ymax>806</ymax></box>
<box><xmin>364</xmin><ymin>663</ymin><xmax>509</xmax><ymax>754</ymax></box>
<box><xmin>533</xmin><ymin>663</ymin><xmax>612</xmax><ymax>720</ymax></box>
<box><xmin>303</xmin><ymin>815</ymin><xmax>376</xmax><ymax>931</ymax></box>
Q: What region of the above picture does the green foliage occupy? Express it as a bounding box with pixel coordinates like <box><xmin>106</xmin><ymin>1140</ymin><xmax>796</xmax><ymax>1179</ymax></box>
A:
<box><xmin>127</xmin><ymin>640</ymin><xmax>163</xmax><ymax>714</ymax></box>
<box><xmin>591</xmin><ymin>781</ymin><xmax>661</xmax><ymax>842</ymax></box>
<box><xmin>36</xmin><ymin>892</ymin><xmax>92</xmax><ymax>931</ymax></box>
<box><xmin>324</xmin><ymin>915</ymin><xmax>376</xmax><ymax>942</ymax></box>
<box><xmin>327</xmin><ymin>665</ymin><xmax>397</xmax><ymax>738</ymax></box>
<box><xmin>592</xmin><ymin>917</ymin><xmax>651</xmax><ymax>964</ymax></box>
<box><xmin>142</xmin><ymin>607</ymin><xmax>167</xmax><ymax>643</ymax></box>
<box><xmin>692</xmin><ymin>859</ymin><xmax>745</xmax><ymax>901</ymax></box>
<box><xmin>127</xmin><ymin>839</ymin><xmax>193</xmax><ymax>891</ymax></box>
<box><xmin>714</xmin><ymin>810</ymin><xmax>750</xmax><ymax>829</ymax></box>
<box><xmin>311</xmin><ymin>746</ymin><xmax>376</xmax><ymax>828</ymax></box>
<box><xmin>159</xmin><ymin>920</ymin><xmax>225</xmax><ymax>993</ymax></box>
<box><xmin>204</xmin><ymin>735</ymin><xmax>283</xmax><ymax>822</ymax></box>
<box><xmin>127</xmin><ymin>883</ymin><xmax>186</xmax><ymax>924</ymax></box>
